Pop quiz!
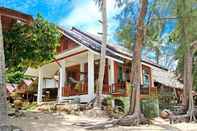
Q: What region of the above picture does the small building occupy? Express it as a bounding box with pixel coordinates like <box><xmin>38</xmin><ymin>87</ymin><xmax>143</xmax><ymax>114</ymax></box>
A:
<box><xmin>24</xmin><ymin>27</ymin><xmax>184</xmax><ymax>104</ymax></box>
<box><xmin>16</xmin><ymin>79</ymin><xmax>33</xmax><ymax>94</ymax></box>
<box><xmin>0</xmin><ymin>7</ymin><xmax>184</xmax><ymax>107</ymax></box>
<box><xmin>6</xmin><ymin>83</ymin><xmax>16</xmax><ymax>97</ymax></box>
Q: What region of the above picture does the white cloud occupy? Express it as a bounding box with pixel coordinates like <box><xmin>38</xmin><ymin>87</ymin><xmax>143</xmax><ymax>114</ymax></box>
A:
<box><xmin>59</xmin><ymin>0</ymin><xmax>100</xmax><ymax>33</ymax></box>
<box><xmin>58</xmin><ymin>0</ymin><xmax>121</xmax><ymax>36</ymax></box>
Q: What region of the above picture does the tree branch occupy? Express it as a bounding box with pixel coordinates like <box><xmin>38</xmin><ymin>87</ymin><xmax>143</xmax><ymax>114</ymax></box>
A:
<box><xmin>191</xmin><ymin>40</ymin><xmax>197</xmax><ymax>53</ymax></box>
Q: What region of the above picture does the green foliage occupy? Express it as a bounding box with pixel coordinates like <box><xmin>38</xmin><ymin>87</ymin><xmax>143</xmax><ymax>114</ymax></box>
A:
<box><xmin>158</xmin><ymin>91</ymin><xmax>177</xmax><ymax>111</ymax></box>
<box><xmin>23</xmin><ymin>102</ymin><xmax>37</xmax><ymax>111</ymax></box>
<box><xmin>6</xmin><ymin>66</ymin><xmax>29</xmax><ymax>84</ymax></box>
<box><xmin>104</xmin><ymin>95</ymin><xmax>113</xmax><ymax>106</ymax></box>
<box><xmin>3</xmin><ymin>14</ymin><xmax>61</xmax><ymax>83</ymax></box>
<box><xmin>115</xmin><ymin>0</ymin><xmax>176</xmax><ymax>65</ymax></box>
<box><xmin>116</xmin><ymin>20</ymin><xmax>133</xmax><ymax>50</ymax></box>
<box><xmin>141</xmin><ymin>96</ymin><xmax>159</xmax><ymax>118</ymax></box>
<box><xmin>170</xmin><ymin>0</ymin><xmax>197</xmax><ymax>88</ymax></box>
<box><xmin>193</xmin><ymin>52</ymin><xmax>197</xmax><ymax>90</ymax></box>
<box><xmin>4</xmin><ymin>14</ymin><xmax>61</xmax><ymax>69</ymax></box>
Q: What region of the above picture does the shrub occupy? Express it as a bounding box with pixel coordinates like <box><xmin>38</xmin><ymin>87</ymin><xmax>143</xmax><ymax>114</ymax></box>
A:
<box><xmin>141</xmin><ymin>96</ymin><xmax>159</xmax><ymax>118</ymax></box>
<box><xmin>158</xmin><ymin>91</ymin><xmax>177</xmax><ymax>111</ymax></box>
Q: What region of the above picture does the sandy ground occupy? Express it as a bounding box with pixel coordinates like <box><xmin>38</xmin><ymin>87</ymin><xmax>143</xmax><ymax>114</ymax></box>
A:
<box><xmin>9</xmin><ymin>111</ymin><xmax>197</xmax><ymax>131</ymax></box>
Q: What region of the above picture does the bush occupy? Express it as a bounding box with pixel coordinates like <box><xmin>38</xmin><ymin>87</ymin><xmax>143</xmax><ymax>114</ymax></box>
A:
<box><xmin>158</xmin><ymin>91</ymin><xmax>177</xmax><ymax>111</ymax></box>
<box><xmin>141</xmin><ymin>96</ymin><xmax>159</xmax><ymax>118</ymax></box>
<box><xmin>23</xmin><ymin>102</ymin><xmax>37</xmax><ymax>111</ymax></box>
<box><xmin>114</xmin><ymin>99</ymin><xmax>125</xmax><ymax>112</ymax></box>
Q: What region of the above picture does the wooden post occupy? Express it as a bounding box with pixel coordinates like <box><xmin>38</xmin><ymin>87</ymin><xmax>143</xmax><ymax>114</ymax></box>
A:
<box><xmin>37</xmin><ymin>68</ymin><xmax>43</xmax><ymax>104</ymax></box>
<box><xmin>88</xmin><ymin>52</ymin><xmax>94</xmax><ymax>101</ymax></box>
<box><xmin>80</xmin><ymin>63</ymin><xmax>84</xmax><ymax>94</ymax></box>
<box><xmin>58</xmin><ymin>61</ymin><xmax>65</xmax><ymax>103</ymax></box>
<box><xmin>108</xmin><ymin>59</ymin><xmax>115</xmax><ymax>93</ymax></box>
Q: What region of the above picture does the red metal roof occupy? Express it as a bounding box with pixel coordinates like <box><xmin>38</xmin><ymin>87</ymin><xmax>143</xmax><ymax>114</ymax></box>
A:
<box><xmin>23</xmin><ymin>79</ymin><xmax>33</xmax><ymax>86</ymax></box>
<box><xmin>6</xmin><ymin>83</ymin><xmax>15</xmax><ymax>93</ymax></box>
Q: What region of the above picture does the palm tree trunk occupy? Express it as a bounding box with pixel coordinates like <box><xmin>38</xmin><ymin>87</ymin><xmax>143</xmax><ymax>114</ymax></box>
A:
<box><xmin>95</xmin><ymin>0</ymin><xmax>107</xmax><ymax>108</ymax></box>
<box><xmin>183</xmin><ymin>50</ymin><xmax>189</xmax><ymax>110</ymax></box>
<box><xmin>0</xmin><ymin>16</ymin><xmax>9</xmax><ymax>128</ymax></box>
<box><xmin>186</xmin><ymin>45</ymin><xmax>194</xmax><ymax>121</ymax></box>
<box><xmin>129</xmin><ymin>0</ymin><xmax>148</xmax><ymax>115</ymax></box>
<box><xmin>155</xmin><ymin>48</ymin><xmax>160</xmax><ymax>64</ymax></box>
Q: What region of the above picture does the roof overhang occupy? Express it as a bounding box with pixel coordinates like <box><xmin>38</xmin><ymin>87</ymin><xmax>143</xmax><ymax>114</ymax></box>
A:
<box><xmin>152</xmin><ymin>66</ymin><xmax>183</xmax><ymax>89</ymax></box>
<box><xmin>0</xmin><ymin>7</ymin><xmax>33</xmax><ymax>24</ymax></box>
<box><xmin>25</xmin><ymin>62</ymin><xmax>59</xmax><ymax>78</ymax></box>
<box><xmin>59</xmin><ymin>30</ymin><xmax>124</xmax><ymax>63</ymax></box>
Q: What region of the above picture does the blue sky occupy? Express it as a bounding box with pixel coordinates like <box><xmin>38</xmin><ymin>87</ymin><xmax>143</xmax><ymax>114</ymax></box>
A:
<box><xmin>0</xmin><ymin>0</ymin><xmax>177</xmax><ymax>69</ymax></box>
<box><xmin>0</xmin><ymin>0</ymin><xmax>121</xmax><ymax>41</ymax></box>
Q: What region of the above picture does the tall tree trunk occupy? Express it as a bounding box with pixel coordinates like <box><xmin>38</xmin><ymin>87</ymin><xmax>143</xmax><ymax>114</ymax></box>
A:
<box><xmin>180</xmin><ymin>0</ymin><xmax>190</xmax><ymax>111</ymax></box>
<box><xmin>95</xmin><ymin>0</ymin><xmax>107</xmax><ymax>108</ymax></box>
<box><xmin>182</xmin><ymin>49</ymin><xmax>189</xmax><ymax>110</ymax></box>
<box><xmin>0</xmin><ymin>16</ymin><xmax>9</xmax><ymax>128</ymax></box>
<box><xmin>129</xmin><ymin>0</ymin><xmax>148</xmax><ymax>115</ymax></box>
<box><xmin>186</xmin><ymin>46</ymin><xmax>194</xmax><ymax>121</ymax></box>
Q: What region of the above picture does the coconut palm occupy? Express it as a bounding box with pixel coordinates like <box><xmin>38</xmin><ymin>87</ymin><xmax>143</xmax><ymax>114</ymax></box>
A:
<box><xmin>0</xmin><ymin>16</ymin><xmax>9</xmax><ymax>129</ymax></box>
<box><xmin>95</xmin><ymin>0</ymin><xmax>148</xmax><ymax>121</ymax></box>
<box><xmin>94</xmin><ymin>0</ymin><xmax>123</xmax><ymax>108</ymax></box>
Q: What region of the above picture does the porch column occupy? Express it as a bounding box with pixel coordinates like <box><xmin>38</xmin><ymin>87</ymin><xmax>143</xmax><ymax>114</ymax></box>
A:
<box><xmin>37</xmin><ymin>68</ymin><xmax>43</xmax><ymax>104</ymax></box>
<box><xmin>109</xmin><ymin>59</ymin><xmax>115</xmax><ymax>85</ymax></box>
<box><xmin>88</xmin><ymin>52</ymin><xmax>94</xmax><ymax>100</ymax></box>
<box><xmin>80</xmin><ymin>63</ymin><xmax>84</xmax><ymax>81</ymax></box>
<box><xmin>58</xmin><ymin>61</ymin><xmax>65</xmax><ymax>103</ymax></box>
<box><xmin>140</xmin><ymin>65</ymin><xmax>143</xmax><ymax>85</ymax></box>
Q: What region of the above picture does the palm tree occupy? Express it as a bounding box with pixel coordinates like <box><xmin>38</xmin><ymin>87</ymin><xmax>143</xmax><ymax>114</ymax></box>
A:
<box><xmin>0</xmin><ymin>16</ymin><xmax>9</xmax><ymax>129</ymax></box>
<box><xmin>94</xmin><ymin>0</ymin><xmax>107</xmax><ymax>108</ymax></box>
<box><xmin>95</xmin><ymin>0</ymin><xmax>148</xmax><ymax>120</ymax></box>
<box><xmin>94</xmin><ymin>0</ymin><xmax>123</xmax><ymax>108</ymax></box>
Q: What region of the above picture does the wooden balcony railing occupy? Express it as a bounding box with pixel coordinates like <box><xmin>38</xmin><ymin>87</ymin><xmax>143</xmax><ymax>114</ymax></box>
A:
<box><xmin>111</xmin><ymin>82</ymin><xmax>158</xmax><ymax>97</ymax></box>
<box><xmin>140</xmin><ymin>87</ymin><xmax>149</xmax><ymax>95</ymax></box>
<box><xmin>111</xmin><ymin>82</ymin><xmax>128</xmax><ymax>96</ymax></box>
<box><xmin>62</xmin><ymin>81</ymin><xmax>157</xmax><ymax>97</ymax></box>
<box><xmin>149</xmin><ymin>87</ymin><xmax>157</xmax><ymax>96</ymax></box>
<box><xmin>63</xmin><ymin>83</ymin><xmax>88</xmax><ymax>96</ymax></box>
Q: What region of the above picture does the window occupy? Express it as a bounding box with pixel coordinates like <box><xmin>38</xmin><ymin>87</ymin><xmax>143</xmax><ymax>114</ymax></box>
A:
<box><xmin>118</xmin><ymin>64</ymin><xmax>123</xmax><ymax>82</ymax></box>
<box><xmin>143</xmin><ymin>68</ymin><xmax>150</xmax><ymax>88</ymax></box>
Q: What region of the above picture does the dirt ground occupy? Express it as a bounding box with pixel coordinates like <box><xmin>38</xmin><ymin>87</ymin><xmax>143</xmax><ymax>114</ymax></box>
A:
<box><xmin>9</xmin><ymin>111</ymin><xmax>197</xmax><ymax>131</ymax></box>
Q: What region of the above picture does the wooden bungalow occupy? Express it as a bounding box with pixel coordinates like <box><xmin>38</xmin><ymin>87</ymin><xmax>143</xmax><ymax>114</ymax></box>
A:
<box><xmin>25</xmin><ymin>27</ymin><xmax>184</xmax><ymax>104</ymax></box>
<box><xmin>16</xmin><ymin>79</ymin><xmax>34</xmax><ymax>94</ymax></box>
<box><xmin>0</xmin><ymin>7</ymin><xmax>184</xmax><ymax>105</ymax></box>
<box><xmin>16</xmin><ymin>79</ymin><xmax>38</xmax><ymax>101</ymax></box>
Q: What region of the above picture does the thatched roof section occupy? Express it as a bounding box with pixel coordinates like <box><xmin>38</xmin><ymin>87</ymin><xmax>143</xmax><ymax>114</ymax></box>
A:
<box><xmin>152</xmin><ymin>66</ymin><xmax>183</xmax><ymax>89</ymax></box>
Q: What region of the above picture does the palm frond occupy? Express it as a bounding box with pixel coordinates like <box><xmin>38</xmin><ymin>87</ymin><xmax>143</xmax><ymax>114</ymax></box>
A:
<box><xmin>94</xmin><ymin>0</ymin><xmax>124</xmax><ymax>8</ymax></box>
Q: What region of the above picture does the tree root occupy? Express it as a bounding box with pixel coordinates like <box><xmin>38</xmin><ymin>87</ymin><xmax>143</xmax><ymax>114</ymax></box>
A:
<box><xmin>169</xmin><ymin>114</ymin><xmax>189</xmax><ymax>124</ymax></box>
<box><xmin>169</xmin><ymin>110</ymin><xmax>196</xmax><ymax>124</ymax></box>
<box><xmin>84</xmin><ymin>107</ymin><xmax>108</xmax><ymax>118</ymax></box>
<box><xmin>74</xmin><ymin>113</ymin><xmax>149</xmax><ymax>130</ymax></box>
<box><xmin>0</xmin><ymin>125</ymin><xmax>23</xmax><ymax>131</ymax></box>
<box><xmin>118</xmin><ymin>113</ymin><xmax>148</xmax><ymax>126</ymax></box>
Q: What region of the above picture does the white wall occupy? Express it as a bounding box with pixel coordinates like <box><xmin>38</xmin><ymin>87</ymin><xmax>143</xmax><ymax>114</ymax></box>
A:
<box><xmin>43</xmin><ymin>79</ymin><xmax>58</xmax><ymax>89</ymax></box>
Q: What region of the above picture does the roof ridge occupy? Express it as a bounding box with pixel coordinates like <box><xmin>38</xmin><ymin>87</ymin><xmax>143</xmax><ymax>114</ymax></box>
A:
<box><xmin>71</xmin><ymin>27</ymin><xmax>102</xmax><ymax>43</ymax></box>
<box><xmin>70</xmin><ymin>27</ymin><xmax>168</xmax><ymax>70</ymax></box>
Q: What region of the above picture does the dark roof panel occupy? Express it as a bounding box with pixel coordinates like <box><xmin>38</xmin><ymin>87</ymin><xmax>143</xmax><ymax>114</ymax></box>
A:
<box><xmin>69</xmin><ymin>28</ymin><xmax>168</xmax><ymax>70</ymax></box>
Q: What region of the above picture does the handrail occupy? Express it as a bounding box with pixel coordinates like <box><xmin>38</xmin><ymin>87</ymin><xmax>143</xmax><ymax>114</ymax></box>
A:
<box><xmin>62</xmin><ymin>82</ymin><xmax>157</xmax><ymax>97</ymax></box>
<box><xmin>63</xmin><ymin>83</ymin><xmax>88</xmax><ymax>96</ymax></box>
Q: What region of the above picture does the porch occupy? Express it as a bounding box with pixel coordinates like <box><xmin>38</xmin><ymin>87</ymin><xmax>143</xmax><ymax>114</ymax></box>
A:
<box><xmin>26</xmin><ymin>50</ymin><xmax>157</xmax><ymax>104</ymax></box>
